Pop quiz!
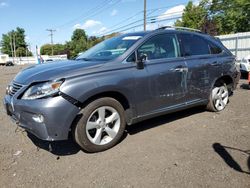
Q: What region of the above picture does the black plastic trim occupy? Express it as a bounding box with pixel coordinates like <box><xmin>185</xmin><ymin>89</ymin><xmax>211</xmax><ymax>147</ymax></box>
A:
<box><xmin>60</xmin><ymin>92</ymin><xmax>82</xmax><ymax>108</ymax></box>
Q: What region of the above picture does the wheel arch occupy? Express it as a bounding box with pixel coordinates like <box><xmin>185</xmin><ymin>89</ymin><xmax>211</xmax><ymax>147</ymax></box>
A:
<box><xmin>215</xmin><ymin>75</ymin><xmax>233</xmax><ymax>86</ymax></box>
<box><xmin>212</xmin><ymin>75</ymin><xmax>234</xmax><ymax>94</ymax></box>
<box><xmin>69</xmin><ymin>90</ymin><xmax>134</xmax><ymax>140</ymax></box>
<box><xmin>81</xmin><ymin>91</ymin><xmax>131</xmax><ymax>111</ymax></box>
<box><xmin>206</xmin><ymin>75</ymin><xmax>232</xmax><ymax>112</ymax></box>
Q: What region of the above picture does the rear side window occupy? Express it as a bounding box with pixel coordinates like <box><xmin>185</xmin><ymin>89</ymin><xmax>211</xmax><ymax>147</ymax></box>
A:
<box><xmin>179</xmin><ymin>34</ymin><xmax>210</xmax><ymax>56</ymax></box>
<box><xmin>137</xmin><ymin>34</ymin><xmax>180</xmax><ymax>60</ymax></box>
<box><xmin>209</xmin><ymin>42</ymin><xmax>223</xmax><ymax>54</ymax></box>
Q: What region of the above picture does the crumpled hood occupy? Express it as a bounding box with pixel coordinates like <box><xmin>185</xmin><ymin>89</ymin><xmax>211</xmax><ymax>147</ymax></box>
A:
<box><xmin>14</xmin><ymin>60</ymin><xmax>105</xmax><ymax>84</ymax></box>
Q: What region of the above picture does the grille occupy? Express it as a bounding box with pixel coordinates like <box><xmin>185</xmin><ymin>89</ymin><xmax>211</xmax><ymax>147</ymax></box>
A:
<box><xmin>8</xmin><ymin>82</ymin><xmax>23</xmax><ymax>96</ymax></box>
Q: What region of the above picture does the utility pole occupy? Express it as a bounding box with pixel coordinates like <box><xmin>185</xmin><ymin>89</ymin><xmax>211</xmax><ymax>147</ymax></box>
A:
<box><xmin>13</xmin><ymin>34</ymin><xmax>17</xmax><ymax>63</ymax></box>
<box><xmin>26</xmin><ymin>45</ymin><xmax>28</xmax><ymax>59</ymax></box>
<box><xmin>27</xmin><ymin>43</ymin><xmax>31</xmax><ymax>64</ymax></box>
<box><xmin>46</xmin><ymin>29</ymin><xmax>56</xmax><ymax>55</ymax></box>
<box><xmin>144</xmin><ymin>0</ymin><xmax>147</xmax><ymax>31</ymax></box>
<box><xmin>9</xmin><ymin>34</ymin><xmax>14</xmax><ymax>61</ymax></box>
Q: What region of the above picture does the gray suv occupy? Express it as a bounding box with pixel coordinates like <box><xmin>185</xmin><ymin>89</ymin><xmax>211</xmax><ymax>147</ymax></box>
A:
<box><xmin>4</xmin><ymin>27</ymin><xmax>240</xmax><ymax>152</ymax></box>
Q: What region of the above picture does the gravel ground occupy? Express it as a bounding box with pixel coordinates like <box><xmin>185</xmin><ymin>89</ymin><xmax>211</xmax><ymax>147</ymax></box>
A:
<box><xmin>0</xmin><ymin>65</ymin><xmax>249</xmax><ymax>188</ymax></box>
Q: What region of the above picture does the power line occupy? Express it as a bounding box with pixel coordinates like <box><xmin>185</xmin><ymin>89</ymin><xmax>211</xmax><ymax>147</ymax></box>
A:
<box><xmin>56</xmin><ymin>1</ymin><xmax>187</xmax><ymax>31</ymax></box>
<box><xmin>144</xmin><ymin>0</ymin><xmax>147</xmax><ymax>31</ymax></box>
<box><xmin>99</xmin><ymin>10</ymin><xmax>184</xmax><ymax>36</ymax></box>
<box><xmin>30</xmin><ymin>0</ymin><xmax>116</xmax><ymax>45</ymax></box>
<box><xmin>55</xmin><ymin>0</ymin><xmax>120</xmax><ymax>29</ymax></box>
<box><xmin>104</xmin><ymin>10</ymin><xmax>143</xmax><ymax>31</ymax></box>
<box><xmin>31</xmin><ymin>0</ymin><xmax>122</xmax><ymax>50</ymax></box>
<box><xmin>102</xmin><ymin>9</ymin><xmax>159</xmax><ymax>36</ymax></box>
<box><xmin>113</xmin><ymin>15</ymin><xmax>182</xmax><ymax>34</ymax></box>
<box><xmin>98</xmin><ymin>3</ymin><xmax>187</xmax><ymax>36</ymax></box>
<box><xmin>33</xmin><ymin>2</ymin><xmax>188</xmax><ymax>47</ymax></box>
<box><xmin>55</xmin><ymin>0</ymin><xmax>112</xmax><ymax>29</ymax></box>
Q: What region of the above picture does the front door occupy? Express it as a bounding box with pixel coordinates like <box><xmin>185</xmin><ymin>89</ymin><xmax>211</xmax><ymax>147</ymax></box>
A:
<box><xmin>133</xmin><ymin>33</ymin><xmax>188</xmax><ymax>116</ymax></box>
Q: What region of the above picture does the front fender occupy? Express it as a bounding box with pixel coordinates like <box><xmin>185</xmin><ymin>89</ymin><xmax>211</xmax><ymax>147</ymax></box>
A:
<box><xmin>59</xmin><ymin>69</ymin><xmax>136</xmax><ymax>109</ymax></box>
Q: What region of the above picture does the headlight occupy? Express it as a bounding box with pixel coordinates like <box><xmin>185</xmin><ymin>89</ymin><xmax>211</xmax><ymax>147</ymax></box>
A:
<box><xmin>22</xmin><ymin>80</ymin><xmax>63</xmax><ymax>100</ymax></box>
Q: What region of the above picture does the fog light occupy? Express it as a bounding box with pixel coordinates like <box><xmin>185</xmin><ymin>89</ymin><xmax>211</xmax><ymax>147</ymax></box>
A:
<box><xmin>32</xmin><ymin>114</ymin><xmax>44</xmax><ymax>123</ymax></box>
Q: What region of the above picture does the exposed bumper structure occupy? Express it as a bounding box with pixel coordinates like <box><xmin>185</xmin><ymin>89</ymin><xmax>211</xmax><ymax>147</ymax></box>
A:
<box><xmin>233</xmin><ymin>70</ymin><xmax>241</xmax><ymax>89</ymax></box>
<box><xmin>3</xmin><ymin>95</ymin><xmax>80</xmax><ymax>141</ymax></box>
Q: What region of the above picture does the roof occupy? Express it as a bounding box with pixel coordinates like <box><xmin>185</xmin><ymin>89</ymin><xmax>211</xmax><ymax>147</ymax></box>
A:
<box><xmin>120</xmin><ymin>26</ymin><xmax>209</xmax><ymax>38</ymax></box>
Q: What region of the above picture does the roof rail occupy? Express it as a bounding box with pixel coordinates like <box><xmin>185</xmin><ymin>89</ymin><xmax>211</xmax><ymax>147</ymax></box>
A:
<box><xmin>156</xmin><ymin>26</ymin><xmax>203</xmax><ymax>33</ymax></box>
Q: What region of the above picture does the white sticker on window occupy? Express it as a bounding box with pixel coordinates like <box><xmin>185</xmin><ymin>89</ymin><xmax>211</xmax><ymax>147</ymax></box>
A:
<box><xmin>122</xmin><ymin>36</ymin><xmax>142</xmax><ymax>40</ymax></box>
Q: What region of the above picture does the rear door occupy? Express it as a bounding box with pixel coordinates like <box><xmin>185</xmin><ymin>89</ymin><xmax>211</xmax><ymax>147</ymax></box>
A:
<box><xmin>178</xmin><ymin>33</ymin><xmax>219</xmax><ymax>102</ymax></box>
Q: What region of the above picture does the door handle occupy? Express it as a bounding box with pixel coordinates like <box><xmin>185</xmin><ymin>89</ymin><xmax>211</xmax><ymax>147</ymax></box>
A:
<box><xmin>170</xmin><ymin>67</ymin><xmax>188</xmax><ymax>72</ymax></box>
<box><xmin>174</xmin><ymin>68</ymin><xmax>183</xmax><ymax>72</ymax></box>
<box><xmin>211</xmin><ymin>62</ymin><xmax>219</xmax><ymax>66</ymax></box>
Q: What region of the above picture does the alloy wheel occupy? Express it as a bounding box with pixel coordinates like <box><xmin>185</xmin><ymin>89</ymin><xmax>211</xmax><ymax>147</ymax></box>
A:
<box><xmin>86</xmin><ymin>106</ymin><xmax>121</xmax><ymax>145</ymax></box>
<box><xmin>212</xmin><ymin>85</ymin><xmax>229</xmax><ymax>111</ymax></box>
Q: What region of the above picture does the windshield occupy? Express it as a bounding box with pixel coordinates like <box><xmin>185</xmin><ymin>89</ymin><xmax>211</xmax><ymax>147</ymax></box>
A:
<box><xmin>76</xmin><ymin>35</ymin><xmax>143</xmax><ymax>61</ymax></box>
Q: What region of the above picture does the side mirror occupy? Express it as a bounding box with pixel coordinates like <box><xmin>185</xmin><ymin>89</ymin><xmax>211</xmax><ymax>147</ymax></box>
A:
<box><xmin>136</xmin><ymin>54</ymin><xmax>147</xmax><ymax>70</ymax></box>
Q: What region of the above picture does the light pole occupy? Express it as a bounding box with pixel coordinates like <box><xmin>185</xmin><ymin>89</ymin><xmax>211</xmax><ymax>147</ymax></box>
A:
<box><xmin>144</xmin><ymin>0</ymin><xmax>147</xmax><ymax>31</ymax></box>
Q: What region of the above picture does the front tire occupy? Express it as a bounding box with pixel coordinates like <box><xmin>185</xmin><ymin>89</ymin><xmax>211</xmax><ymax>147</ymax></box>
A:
<box><xmin>74</xmin><ymin>97</ymin><xmax>126</xmax><ymax>153</ymax></box>
<box><xmin>206</xmin><ymin>83</ymin><xmax>229</xmax><ymax>112</ymax></box>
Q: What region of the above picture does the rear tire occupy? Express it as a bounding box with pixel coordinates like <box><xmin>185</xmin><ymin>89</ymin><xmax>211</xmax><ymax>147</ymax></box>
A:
<box><xmin>206</xmin><ymin>82</ymin><xmax>229</xmax><ymax>112</ymax></box>
<box><xmin>74</xmin><ymin>97</ymin><xmax>126</xmax><ymax>153</ymax></box>
<box><xmin>5</xmin><ymin>61</ymin><xmax>14</xmax><ymax>66</ymax></box>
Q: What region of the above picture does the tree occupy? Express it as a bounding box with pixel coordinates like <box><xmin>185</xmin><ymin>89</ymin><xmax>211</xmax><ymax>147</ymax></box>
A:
<box><xmin>16</xmin><ymin>47</ymin><xmax>26</xmax><ymax>57</ymax></box>
<box><xmin>175</xmin><ymin>0</ymin><xmax>250</xmax><ymax>35</ymax></box>
<box><xmin>40</xmin><ymin>29</ymin><xmax>107</xmax><ymax>59</ymax></box>
<box><xmin>40</xmin><ymin>44</ymin><xmax>67</xmax><ymax>55</ymax></box>
<box><xmin>104</xmin><ymin>32</ymin><xmax>120</xmax><ymax>39</ymax></box>
<box><xmin>1</xmin><ymin>34</ymin><xmax>12</xmax><ymax>55</ymax></box>
<box><xmin>67</xmin><ymin>29</ymin><xmax>89</xmax><ymax>58</ymax></box>
<box><xmin>39</xmin><ymin>29</ymin><xmax>119</xmax><ymax>59</ymax></box>
<box><xmin>88</xmin><ymin>36</ymin><xmax>104</xmax><ymax>47</ymax></box>
<box><xmin>0</xmin><ymin>27</ymin><xmax>32</xmax><ymax>56</ymax></box>
<box><xmin>71</xmin><ymin>29</ymin><xmax>87</xmax><ymax>41</ymax></box>
<box><xmin>201</xmin><ymin>17</ymin><xmax>220</xmax><ymax>36</ymax></box>
<box><xmin>175</xmin><ymin>1</ymin><xmax>207</xmax><ymax>30</ymax></box>
<box><xmin>210</xmin><ymin>0</ymin><xmax>250</xmax><ymax>34</ymax></box>
<box><xmin>40</xmin><ymin>44</ymin><xmax>51</xmax><ymax>55</ymax></box>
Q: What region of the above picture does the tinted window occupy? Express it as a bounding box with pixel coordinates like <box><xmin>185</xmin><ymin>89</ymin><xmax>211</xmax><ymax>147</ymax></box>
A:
<box><xmin>127</xmin><ymin>52</ymin><xmax>136</xmax><ymax>62</ymax></box>
<box><xmin>137</xmin><ymin>34</ymin><xmax>179</xmax><ymax>60</ymax></box>
<box><xmin>179</xmin><ymin>34</ymin><xmax>210</xmax><ymax>56</ymax></box>
<box><xmin>209</xmin><ymin>42</ymin><xmax>222</xmax><ymax>54</ymax></box>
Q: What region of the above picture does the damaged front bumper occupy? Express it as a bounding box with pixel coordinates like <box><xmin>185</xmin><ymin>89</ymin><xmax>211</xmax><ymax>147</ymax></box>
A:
<box><xmin>3</xmin><ymin>95</ymin><xmax>80</xmax><ymax>141</ymax></box>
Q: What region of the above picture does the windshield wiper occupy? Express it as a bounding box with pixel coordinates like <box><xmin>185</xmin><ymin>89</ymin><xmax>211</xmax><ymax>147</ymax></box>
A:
<box><xmin>75</xmin><ymin>58</ymin><xmax>92</xmax><ymax>61</ymax></box>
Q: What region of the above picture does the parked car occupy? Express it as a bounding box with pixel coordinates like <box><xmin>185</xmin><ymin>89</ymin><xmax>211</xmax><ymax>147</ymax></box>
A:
<box><xmin>3</xmin><ymin>27</ymin><xmax>240</xmax><ymax>152</ymax></box>
<box><xmin>44</xmin><ymin>59</ymin><xmax>54</xmax><ymax>62</ymax></box>
<box><xmin>240</xmin><ymin>55</ymin><xmax>250</xmax><ymax>73</ymax></box>
<box><xmin>5</xmin><ymin>61</ymin><xmax>14</xmax><ymax>66</ymax></box>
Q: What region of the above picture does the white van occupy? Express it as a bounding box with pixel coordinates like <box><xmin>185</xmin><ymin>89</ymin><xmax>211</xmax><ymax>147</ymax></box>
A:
<box><xmin>0</xmin><ymin>54</ymin><xmax>13</xmax><ymax>66</ymax></box>
<box><xmin>240</xmin><ymin>55</ymin><xmax>250</xmax><ymax>73</ymax></box>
